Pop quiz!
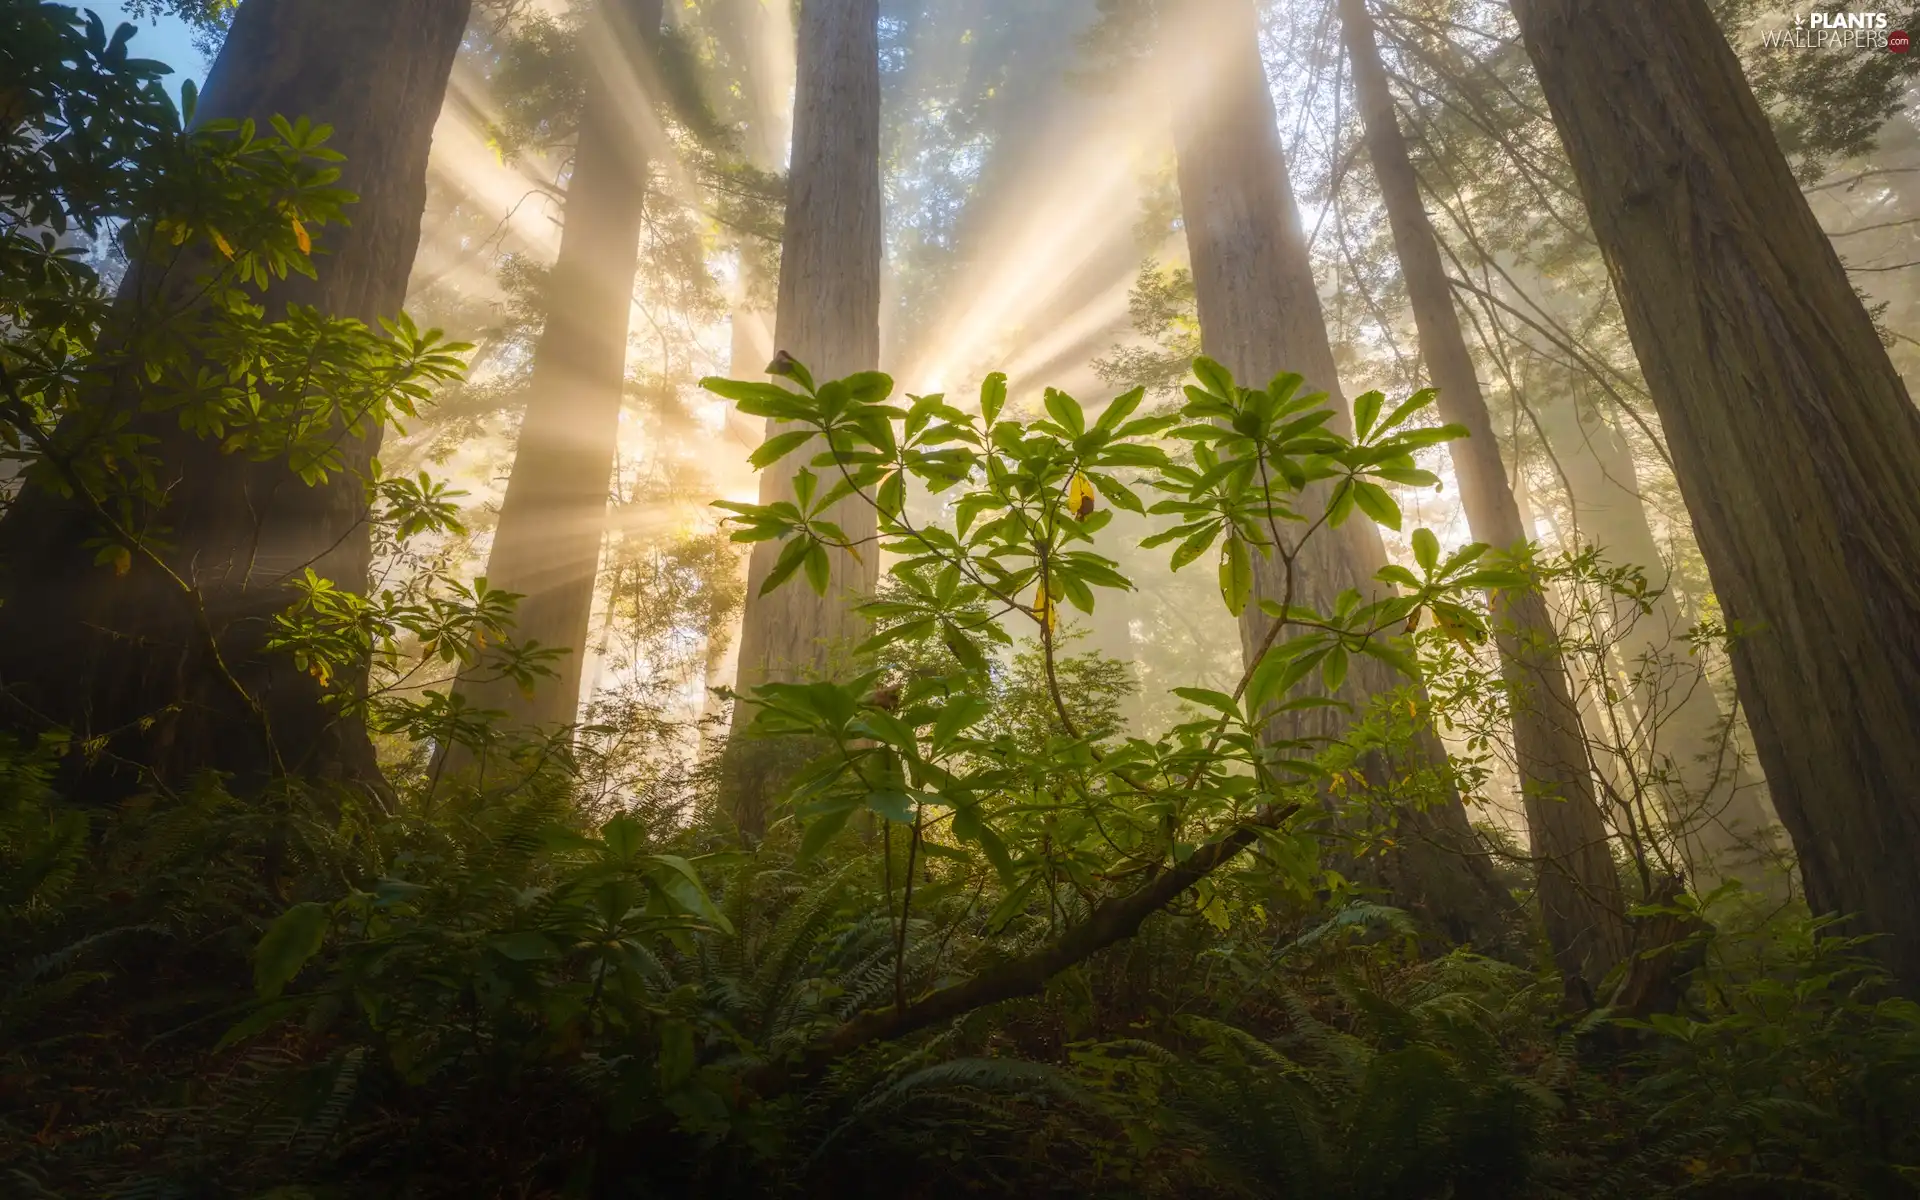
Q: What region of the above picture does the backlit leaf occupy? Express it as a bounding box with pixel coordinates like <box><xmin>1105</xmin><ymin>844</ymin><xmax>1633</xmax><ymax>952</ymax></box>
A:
<box><xmin>254</xmin><ymin>902</ymin><xmax>329</xmax><ymax>999</ymax></box>
<box><xmin>1219</xmin><ymin>534</ymin><xmax>1251</xmax><ymax>616</ymax></box>
<box><xmin>1067</xmin><ymin>472</ymin><xmax>1097</xmax><ymax>519</ymax></box>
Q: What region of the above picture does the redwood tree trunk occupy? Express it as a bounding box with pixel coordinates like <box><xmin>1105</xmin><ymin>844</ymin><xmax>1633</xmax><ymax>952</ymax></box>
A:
<box><xmin>1341</xmin><ymin>0</ymin><xmax>1625</xmax><ymax>994</ymax></box>
<box><xmin>1537</xmin><ymin>392</ymin><xmax>1779</xmax><ymax>891</ymax></box>
<box><xmin>1168</xmin><ymin>0</ymin><xmax>1517</xmax><ymax>950</ymax></box>
<box><xmin>714</xmin><ymin>0</ymin><xmax>785</xmax><ymax>441</ymax></box>
<box><xmin>721</xmin><ymin>0</ymin><xmax>883</xmax><ymax>834</ymax></box>
<box><xmin>1512</xmin><ymin>0</ymin><xmax>1920</xmax><ymax>991</ymax></box>
<box><xmin>0</xmin><ymin>0</ymin><xmax>469</xmax><ymax>800</ymax></box>
<box><xmin>456</xmin><ymin>0</ymin><xmax>663</xmax><ymax>734</ymax></box>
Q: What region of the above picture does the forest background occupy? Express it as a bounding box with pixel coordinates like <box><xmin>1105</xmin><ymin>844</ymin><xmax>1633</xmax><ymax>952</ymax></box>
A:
<box><xmin>4</xmin><ymin>0</ymin><xmax>1920</xmax><ymax>1196</ymax></box>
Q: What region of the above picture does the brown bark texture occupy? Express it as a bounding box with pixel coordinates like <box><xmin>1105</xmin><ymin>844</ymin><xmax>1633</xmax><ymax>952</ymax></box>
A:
<box><xmin>0</xmin><ymin>0</ymin><xmax>469</xmax><ymax>799</ymax></box>
<box><xmin>455</xmin><ymin>0</ymin><xmax>663</xmax><ymax>735</ymax></box>
<box><xmin>1168</xmin><ymin>0</ymin><xmax>1518</xmax><ymax>951</ymax></box>
<box><xmin>1341</xmin><ymin>0</ymin><xmax>1627</xmax><ymax>993</ymax></box>
<box><xmin>722</xmin><ymin>0</ymin><xmax>884</xmax><ymax>835</ymax></box>
<box><xmin>1606</xmin><ymin>873</ymin><xmax>1710</xmax><ymax>1025</ymax></box>
<box><xmin>1512</xmin><ymin>0</ymin><xmax>1920</xmax><ymax>991</ymax></box>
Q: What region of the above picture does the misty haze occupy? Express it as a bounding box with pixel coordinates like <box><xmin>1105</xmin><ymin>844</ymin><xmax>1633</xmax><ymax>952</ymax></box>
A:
<box><xmin>3</xmin><ymin>0</ymin><xmax>1918</xmax><ymax>1195</ymax></box>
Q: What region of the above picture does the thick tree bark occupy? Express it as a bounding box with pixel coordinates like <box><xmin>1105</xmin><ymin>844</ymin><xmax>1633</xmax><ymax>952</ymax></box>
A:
<box><xmin>454</xmin><ymin>0</ymin><xmax>663</xmax><ymax>736</ymax></box>
<box><xmin>1536</xmin><ymin>393</ymin><xmax>1779</xmax><ymax>891</ymax></box>
<box><xmin>720</xmin><ymin>0</ymin><xmax>884</xmax><ymax>836</ymax></box>
<box><xmin>1512</xmin><ymin>0</ymin><xmax>1920</xmax><ymax>991</ymax></box>
<box><xmin>1167</xmin><ymin>0</ymin><xmax>1518</xmax><ymax>951</ymax></box>
<box><xmin>0</xmin><ymin>0</ymin><xmax>468</xmax><ymax>799</ymax></box>
<box><xmin>1341</xmin><ymin>0</ymin><xmax>1626</xmax><ymax>994</ymax></box>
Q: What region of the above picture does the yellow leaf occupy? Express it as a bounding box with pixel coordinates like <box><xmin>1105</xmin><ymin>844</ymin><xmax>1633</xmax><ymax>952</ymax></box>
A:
<box><xmin>1200</xmin><ymin>895</ymin><xmax>1230</xmax><ymax>931</ymax></box>
<box><xmin>1067</xmin><ymin>472</ymin><xmax>1097</xmax><ymax>520</ymax></box>
<box><xmin>210</xmin><ymin>228</ymin><xmax>234</xmax><ymax>259</ymax></box>
<box><xmin>1032</xmin><ymin>584</ymin><xmax>1056</xmax><ymax>635</ymax></box>
<box><xmin>1435</xmin><ymin>611</ymin><xmax>1485</xmax><ymax>648</ymax></box>
<box><xmin>109</xmin><ymin>546</ymin><xmax>131</xmax><ymax>576</ymax></box>
<box><xmin>308</xmin><ymin>661</ymin><xmax>330</xmax><ymax>687</ymax></box>
<box><xmin>291</xmin><ymin>217</ymin><xmax>310</xmax><ymax>254</ymax></box>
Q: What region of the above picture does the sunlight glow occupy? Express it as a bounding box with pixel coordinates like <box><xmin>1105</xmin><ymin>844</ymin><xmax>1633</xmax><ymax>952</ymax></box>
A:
<box><xmin>896</xmin><ymin>9</ymin><xmax>1241</xmax><ymax>402</ymax></box>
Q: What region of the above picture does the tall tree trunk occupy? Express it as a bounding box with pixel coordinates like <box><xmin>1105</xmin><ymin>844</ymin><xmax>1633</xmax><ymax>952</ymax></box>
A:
<box><xmin>714</xmin><ymin>0</ymin><xmax>786</xmax><ymax>439</ymax></box>
<box><xmin>1536</xmin><ymin>392</ymin><xmax>1780</xmax><ymax>891</ymax></box>
<box><xmin>714</xmin><ymin>0</ymin><xmax>795</xmax><ymax>173</ymax></box>
<box><xmin>455</xmin><ymin>0</ymin><xmax>663</xmax><ymax>736</ymax></box>
<box><xmin>1168</xmin><ymin>0</ymin><xmax>1518</xmax><ymax>951</ymax></box>
<box><xmin>1341</xmin><ymin>0</ymin><xmax>1625</xmax><ymax>995</ymax></box>
<box><xmin>0</xmin><ymin>0</ymin><xmax>469</xmax><ymax>800</ymax></box>
<box><xmin>1512</xmin><ymin>0</ymin><xmax>1920</xmax><ymax>991</ymax></box>
<box><xmin>726</xmin><ymin>271</ymin><xmax>775</xmax><ymax>443</ymax></box>
<box><xmin>721</xmin><ymin>0</ymin><xmax>883</xmax><ymax>835</ymax></box>
<box><xmin>699</xmin><ymin>611</ymin><xmax>739</xmax><ymax>743</ymax></box>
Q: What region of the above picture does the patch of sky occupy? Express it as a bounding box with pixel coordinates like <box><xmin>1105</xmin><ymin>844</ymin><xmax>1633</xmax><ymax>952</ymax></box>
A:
<box><xmin>85</xmin><ymin>1</ymin><xmax>213</xmax><ymax>89</ymax></box>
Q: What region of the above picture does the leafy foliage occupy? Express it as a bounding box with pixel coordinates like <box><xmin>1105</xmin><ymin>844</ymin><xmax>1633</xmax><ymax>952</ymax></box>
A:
<box><xmin>701</xmin><ymin>351</ymin><xmax>1522</xmax><ymax>936</ymax></box>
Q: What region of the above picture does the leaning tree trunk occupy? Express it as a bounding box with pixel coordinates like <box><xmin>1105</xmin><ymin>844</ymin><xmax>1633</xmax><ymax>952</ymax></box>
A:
<box><xmin>454</xmin><ymin>0</ymin><xmax>663</xmax><ymax>737</ymax></box>
<box><xmin>720</xmin><ymin>0</ymin><xmax>884</xmax><ymax>835</ymax></box>
<box><xmin>1168</xmin><ymin>0</ymin><xmax>1518</xmax><ymax>951</ymax></box>
<box><xmin>1536</xmin><ymin>390</ymin><xmax>1779</xmax><ymax>892</ymax></box>
<box><xmin>1341</xmin><ymin>0</ymin><xmax>1625</xmax><ymax>996</ymax></box>
<box><xmin>1512</xmin><ymin>0</ymin><xmax>1920</xmax><ymax>992</ymax></box>
<box><xmin>0</xmin><ymin>0</ymin><xmax>469</xmax><ymax>801</ymax></box>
